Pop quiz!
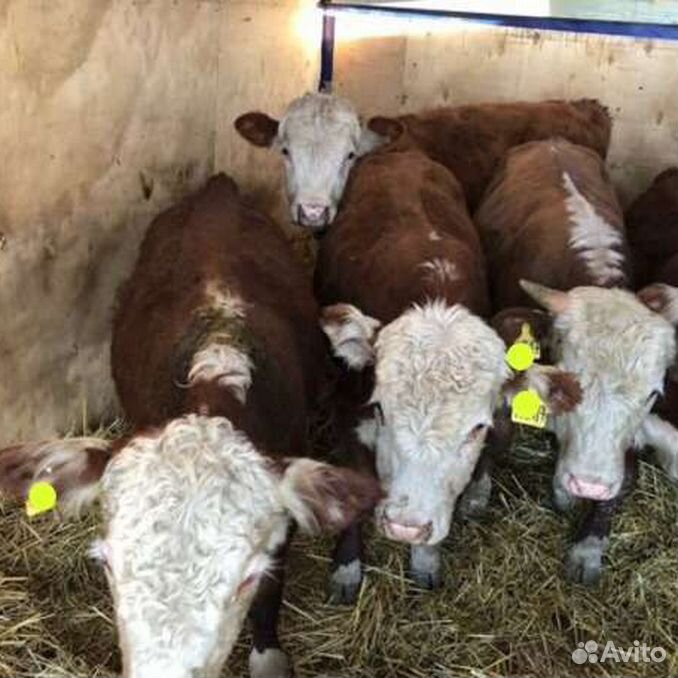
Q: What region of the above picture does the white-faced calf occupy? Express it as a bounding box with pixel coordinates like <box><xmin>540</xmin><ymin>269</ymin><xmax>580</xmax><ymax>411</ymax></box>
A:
<box><xmin>315</xmin><ymin>146</ymin><xmax>581</xmax><ymax>600</ymax></box>
<box><xmin>0</xmin><ymin>174</ymin><xmax>380</xmax><ymax>678</ymax></box>
<box><xmin>475</xmin><ymin>139</ymin><xmax>678</xmax><ymax>585</ymax></box>
<box><xmin>235</xmin><ymin>93</ymin><xmax>611</xmax><ymax>233</ymax></box>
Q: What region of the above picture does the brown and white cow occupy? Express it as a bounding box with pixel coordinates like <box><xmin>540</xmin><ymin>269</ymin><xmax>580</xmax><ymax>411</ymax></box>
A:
<box><xmin>0</xmin><ymin>174</ymin><xmax>380</xmax><ymax>678</ymax></box>
<box><xmin>235</xmin><ymin>93</ymin><xmax>611</xmax><ymax>233</ymax></box>
<box><xmin>625</xmin><ymin>167</ymin><xmax>678</xmax><ymax>288</ymax></box>
<box><xmin>474</xmin><ymin>139</ymin><xmax>678</xmax><ymax>585</ymax></box>
<box><xmin>626</xmin><ymin>170</ymin><xmax>678</xmax><ymax>480</ymax></box>
<box><xmin>313</xmin><ymin>147</ymin><xmax>581</xmax><ymax>601</ymax></box>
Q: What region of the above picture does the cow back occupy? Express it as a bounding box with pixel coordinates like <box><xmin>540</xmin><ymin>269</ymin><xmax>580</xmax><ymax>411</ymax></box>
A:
<box><xmin>474</xmin><ymin>138</ymin><xmax>627</xmax><ymax>310</ymax></box>
<box><xmin>391</xmin><ymin>99</ymin><xmax>611</xmax><ymax>210</ymax></box>
<box><xmin>315</xmin><ymin>149</ymin><xmax>490</xmax><ymax>324</ymax></box>
<box><xmin>625</xmin><ymin>167</ymin><xmax>678</xmax><ymax>287</ymax></box>
<box><xmin>112</xmin><ymin>173</ymin><xmax>325</xmax><ymax>455</ymax></box>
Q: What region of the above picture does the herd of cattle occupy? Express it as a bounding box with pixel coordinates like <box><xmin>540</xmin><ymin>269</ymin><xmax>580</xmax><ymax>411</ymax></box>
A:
<box><xmin>1</xmin><ymin>92</ymin><xmax>677</xmax><ymax>678</ymax></box>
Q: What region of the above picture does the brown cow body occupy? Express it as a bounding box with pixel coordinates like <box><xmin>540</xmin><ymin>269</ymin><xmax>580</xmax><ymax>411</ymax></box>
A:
<box><xmin>372</xmin><ymin>99</ymin><xmax>611</xmax><ymax>209</ymax></box>
<box><xmin>316</xmin><ymin>149</ymin><xmax>490</xmax><ymax>320</ymax></box>
<box><xmin>314</xmin><ymin>147</ymin><xmax>581</xmax><ymax>600</ymax></box>
<box><xmin>474</xmin><ymin>139</ymin><xmax>677</xmax><ymax>586</ymax></box>
<box><xmin>0</xmin><ymin>174</ymin><xmax>380</xmax><ymax>678</ymax></box>
<box><xmin>475</xmin><ymin>138</ymin><xmax>628</xmax><ymax>310</ymax></box>
<box><xmin>112</xmin><ymin>173</ymin><xmax>326</xmax><ymax>457</ymax></box>
<box><xmin>625</xmin><ymin>167</ymin><xmax>678</xmax><ymax>287</ymax></box>
<box><xmin>626</xmin><ymin>169</ymin><xmax>678</xmax><ymax>433</ymax></box>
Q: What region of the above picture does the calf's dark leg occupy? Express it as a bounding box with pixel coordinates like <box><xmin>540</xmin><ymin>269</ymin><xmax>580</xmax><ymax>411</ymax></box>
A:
<box><xmin>328</xmin><ymin>428</ymin><xmax>376</xmax><ymax>605</ymax></box>
<box><xmin>248</xmin><ymin>527</ymin><xmax>294</xmax><ymax>678</ymax></box>
<box><xmin>566</xmin><ymin>450</ymin><xmax>637</xmax><ymax>586</ymax></box>
<box><xmin>329</xmin><ymin>521</ymin><xmax>364</xmax><ymax>604</ymax></box>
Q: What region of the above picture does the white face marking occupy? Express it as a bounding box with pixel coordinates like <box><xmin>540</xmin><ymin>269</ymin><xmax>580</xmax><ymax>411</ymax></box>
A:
<box><xmin>428</xmin><ymin>230</ymin><xmax>442</xmax><ymax>242</ymax></box>
<box><xmin>563</xmin><ymin>172</ymin><xmax>625</xmax><ymax>286</ymax></box>
<box><xmin>419</xmin><ymin>258</ymin><xmax>459</xmax><ymax>285</ymax></box>
<box><xmin>99</xmin><ymin>416</ymin><xmax>291</xmax><ymax>678</ymax></box>
<box><xmin>551</xmin><ymin>287</ymin><xmax>676</xmax><ymax>499</ymax></box>
<box><xmin>187</xmin><ymin>287</ymin><xmax>252</xmax><ymax>403</ymax></box>
<box><xmin>276</xmin><ymin>94</ymin><xmax>382</xmax><ymax>231</ymax></box>
<box><xmin>370</xmin><ymin>302</ymin><xmax>509</xmax><ymax>544</ymax></box>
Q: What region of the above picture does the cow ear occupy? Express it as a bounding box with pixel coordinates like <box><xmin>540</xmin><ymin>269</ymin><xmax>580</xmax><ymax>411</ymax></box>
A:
<box><xmin>278</xmin><ymin>459</ymin><xmax>381</xmax><ymax>534</ymax></box>
<box><xmin>0</xmin><ymin>438</ymin><xmax>112</xmax><ymax>516</ymax></box>
<box><xmin>638</xmin><ymin>283</ymin><xmax>678</xmax><ymax>324</ymax></box>
<box><xmin>234</xmin><ymin>112</ymin><xmax>280</xmax><ymax>148</ymax></box>
<box><xmin>519</xmin><ymin>280</ymin><xmax>570</xmax><ymax>315</ymax></box>
<box><xmin>504</xmin><ymin>365</ymin><xmax>583</xmax><ymax>416</ymax></box>
<box><xmin>367</xmin><ymin>116</ymin><xmax>405</xmax><ymax>143</ymax></box>
<box><xmin>320</xmin><ymin>303</ymin><xmax>382</xmax><ymax>370</ymax></box>
<box><xmin>490</xmin><ymin>306</ymin><xmax>552</xmax><ymax>352</ymax></box>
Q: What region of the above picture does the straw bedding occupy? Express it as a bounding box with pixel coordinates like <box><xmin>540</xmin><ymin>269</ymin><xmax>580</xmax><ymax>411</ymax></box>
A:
<box><xmin>1</xmin><ymin>421</ymin><xmax>675</xmax><ymax>678</ymax></box>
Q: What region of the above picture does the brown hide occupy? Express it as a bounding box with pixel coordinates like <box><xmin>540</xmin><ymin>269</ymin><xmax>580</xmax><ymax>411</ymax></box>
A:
<box><xmin>625</xmin><ymin>167</ymin><xmax>678</xmax><ymax>287</ymax></box>
<box><xmin>382</xmin><ymin>99</ymin><xmax>611</xmax><ymax>210</ymax></box>
<box><xmin>474</xmin><ymin>139</ymin><xmax>627</xmax><ymax>310</ymax></box>
<box><xmin>643</xmin><ymin>253</ymin><xmax>678</xmax><ymax>430</ymax></box>
<box><xmin>112</xmin><ymin>173</ymin><xmax>326</xmax><ymax>456</ymax></box>
<box><xmin>315</xmin><ymin>149</ymin><xmax>490</xmax><ymax>323</ymax></box>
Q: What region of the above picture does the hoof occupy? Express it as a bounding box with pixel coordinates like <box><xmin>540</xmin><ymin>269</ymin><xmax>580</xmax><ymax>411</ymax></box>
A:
<box><xmin>409</xmin><ymin>544</ymin><xmax>442</xmax><ymax>590</ymax></box>
<box><xmin>552</xmin><ymin>483</ymin><xmax>578</xmax><ymax>514</ymax></box>
<box><xmin>249</xmin><ymin>647</ymin><xmax>291</xmax><ymax>678</ymax></box>
<box><xmin>458</xmin><ymin>474</ymin><xmax>492</xmax><ymax>520</ymax></box>
<box><xmin>409</xmin><ymin>568</ymin><xmax>443</xmax><ymax>590</ymax></box>
<box><xmin>328</xmin><ymin>559</ymin><xmax>362</xmax><ymax>605</ymax></box>
<box><xmin>566</xmin><ymin>536</ymin><xmax>607</xmax><ymax>586</ymax></box>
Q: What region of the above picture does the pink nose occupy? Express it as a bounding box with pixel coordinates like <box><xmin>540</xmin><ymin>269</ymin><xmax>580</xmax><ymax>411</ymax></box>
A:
<box><xmin>297</xmin><ymin>203</ymin><xmax>330</xmax><ymax>226</ymax></box>
<box><xmin>383</xmin><ymin>520</ymin><xmax>432</xmax><ymax>544</ymax></box>
<box><xmin>567</xmin><ymin>475</ymin><xmax>612</xmax><ymax>500</ymax></box>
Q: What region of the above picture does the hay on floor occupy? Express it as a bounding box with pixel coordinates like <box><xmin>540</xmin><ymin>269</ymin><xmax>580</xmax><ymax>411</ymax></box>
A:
<box><xmin>1</xmin><ymin>426</ymin><xmax>676</xmax><ymax>677</ymax></box>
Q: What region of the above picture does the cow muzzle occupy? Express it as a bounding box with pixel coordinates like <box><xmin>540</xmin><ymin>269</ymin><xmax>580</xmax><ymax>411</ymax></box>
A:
<box><xmin>382</xmin><ymin>518</ymin><xmax>433</xmax><ymax>544</ymax></box>
<box><xmin>296</xmin><ymin>203</ymin><xmax>331</xmax><ymax>232</ymax></box>
<box><xmin>566</xmin><ymin>473</ymin><xmax>613</xmax><ymax>501</ymax></box>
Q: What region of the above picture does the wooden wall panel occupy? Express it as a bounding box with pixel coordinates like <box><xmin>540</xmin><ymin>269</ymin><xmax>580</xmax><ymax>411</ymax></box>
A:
<box><xmin>0</xmin><ymin>0</ymin><xmax>320</xmax><ymax>446</ymax></box>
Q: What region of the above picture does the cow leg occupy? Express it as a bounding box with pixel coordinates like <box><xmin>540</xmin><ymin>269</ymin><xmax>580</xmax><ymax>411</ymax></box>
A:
<box><xmin>409</xmin><ymin>543</ymin><xmax>442</xmax><ymax>590</ymax></box>
<box><xmin>552</xmin><ymin>476</ymin><xmax>579</xmax><ymax>513</ymax></box>
<box><xmin>457</xmin><ymin>447</ymin><xmax>493</xmax><ymax>519</ymax></box>
<box><xmin>248</xmin><ymin>529</ymin><xmax>293</xmax><ymax>678</ymax></box>
<box><xmin>566</xmin><ymin>451</ymin><xmax>637</xmax><ymax>586</ymax></box>
<box><xmin>329</xmin><ymin>521</ymin><xmax>364</xmax><ymax>605</ymax></box>
<box><xmin>640</xmin><ymin>413</ymin><xmax>678</xmax><ymax>484</ymax></box>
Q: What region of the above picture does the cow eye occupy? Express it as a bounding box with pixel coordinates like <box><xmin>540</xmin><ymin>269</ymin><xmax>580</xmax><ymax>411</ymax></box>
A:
<box><xmin>468</xmin><ymin>423</ymin><xmax>488</xmax><ymax>440</ymax></box>
<box><xmin>281</xmin><ymin>147</ymin><xmax>290</xmax><ymax>157</ymax></box>
<box><xmin>346</xmin><ymin>151</ymin><xmax>356</xmax><ymax>162</ymax></box>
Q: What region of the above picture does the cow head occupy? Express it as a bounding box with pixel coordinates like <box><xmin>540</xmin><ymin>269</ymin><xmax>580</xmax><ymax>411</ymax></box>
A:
<box><xmin>0</xmin><ymin>415</ymin><xmax>380</xmax><ymax>678</ymax></box>
<box><xmin>321</xmin><ymin>301</ymin><xmax>580</xmax><ymax>545</ymax></box>
<box><xmin>235</xmin><ymin>93</ymin><xmax>386</xmax><ymax>235</ymax></box>
<box><xmin>521</xmin><ymin>280</ymin><xmax>678</xmax><ymax>503</ymax></box>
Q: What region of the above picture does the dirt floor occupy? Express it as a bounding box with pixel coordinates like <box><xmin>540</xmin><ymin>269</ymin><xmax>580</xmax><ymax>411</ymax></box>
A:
<box><xmin>1</xmin><ymin>425</ymin><xmax>676</xmax><ymax>678</ymax></box>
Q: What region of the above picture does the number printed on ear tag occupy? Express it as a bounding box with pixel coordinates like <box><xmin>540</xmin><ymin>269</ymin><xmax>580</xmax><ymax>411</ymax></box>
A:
<box><xmin>517</xmin><ymin>323</ymin><xmax>541</xmax><ymax>360</ymax></box>
<box><xmin>511</xmin><ymin>389</ymin><xmax>548</xmax><ymax>429</ymax></box>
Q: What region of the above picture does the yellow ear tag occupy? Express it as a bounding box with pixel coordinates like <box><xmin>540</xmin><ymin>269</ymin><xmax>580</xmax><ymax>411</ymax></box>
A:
<box><xmin>505</xmin><ymin>323</ymin><xmax>541</xmax><ymax>371</ymax></box>
<box><xmin>511</xmin><ymin>389</ymin><xmax>548</xmax><ymax>429</ymax></box>
<box><xmin>26</xmin><ymin>481</ymin><xmax>58</xmax><ymax>517</ymax></box>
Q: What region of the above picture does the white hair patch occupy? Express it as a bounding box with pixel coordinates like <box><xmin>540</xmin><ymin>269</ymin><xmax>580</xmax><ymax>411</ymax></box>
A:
<box><xmin>563</xmin><ymin>172</ymin><xmax>625</xmax><ymax>285</ymax></box>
